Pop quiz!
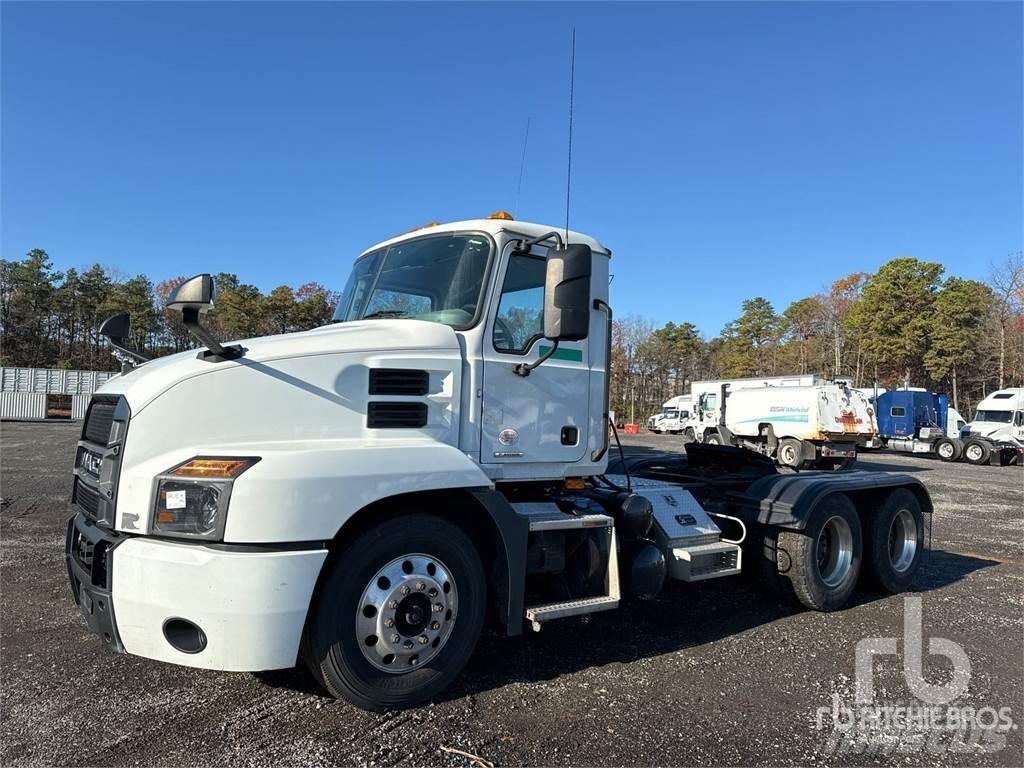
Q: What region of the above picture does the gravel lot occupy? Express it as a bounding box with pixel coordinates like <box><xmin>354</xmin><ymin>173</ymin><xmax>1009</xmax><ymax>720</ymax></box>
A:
<box><xmin>2</xmin><ymin>423</ymin><xmax>1022</xmax><ymax>767</ymax></box>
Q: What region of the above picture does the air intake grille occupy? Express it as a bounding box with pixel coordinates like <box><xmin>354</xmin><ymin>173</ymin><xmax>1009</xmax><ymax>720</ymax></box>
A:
<box><xmin>367</xmin><ymin>402</ymin><xmax>428</xmax><ymax>429</ymax></box>
<box><xmin>82</xmin><ymin>398</ymin><xmax>117</xmax><ymax>446</ymax></box>
<box><xmin>369</xmin><ymin>369</ymin><xmax>429</xmax><ymax>396</ymax></box>
<box><xmin>74</xmin><ymin>478</ymin><xmax>101</xmax><ymax>520</ymax></box>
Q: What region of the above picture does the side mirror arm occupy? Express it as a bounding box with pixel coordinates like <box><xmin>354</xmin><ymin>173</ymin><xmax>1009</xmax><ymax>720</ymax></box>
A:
<box><xmin>181</xmin><ymin>307</ymin><xmax>228</xmax><ymax>357</ymax></box>
<box><xmin>513</xmin><ymin>339</ymin><xmax>559</xmax><ymax>377</ymax></box>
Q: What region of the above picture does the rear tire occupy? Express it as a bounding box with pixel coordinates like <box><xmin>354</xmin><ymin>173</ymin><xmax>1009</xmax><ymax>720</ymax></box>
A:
<box><xmin>705</xmin><ymin>432</ymin><xmax>722</xmax><ymax>446</ymax></box>
<box><xmin>777</xmin><ymin>437</ymin><xmax>803</xmax><ymax>468</ymax></box>
<box><xmin>772</xmin><ymin>494</ymin><xmax>863</xmax><ymax>611</ymax></box>
<box><xmin>683</xmin><ymin>428</ymin><xmax>696</xmax><ymax>443</ymax></box>
<box><xmin>934</xmin><ymin>437</ymin><xmax>962</xmax><ymax>462</ymax></box>
<box><xmin>962</xmin><ymin>439</ymin><xmax>991</xmax><ymax>465</ymax></box>
<box><xmin>304</xmin><ymin>515</ymin><xmax>486</xmax><ymax>711</ymax></box>
<box><xmin>863</xmin><ymin>489</ymin><xmax>923</xmax><ymax>593</ymax></box>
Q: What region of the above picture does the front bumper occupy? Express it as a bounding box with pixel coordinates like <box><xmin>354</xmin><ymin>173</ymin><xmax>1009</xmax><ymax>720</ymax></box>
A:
<box><xmin>66</xmin><ymin>513</ymin><xmax>125</xmax><ymax>654</ymax></box>
<box><xmin>65</xmin><ymin>512</ymin><xmax>329</xmax><ymax>671</ymax></box>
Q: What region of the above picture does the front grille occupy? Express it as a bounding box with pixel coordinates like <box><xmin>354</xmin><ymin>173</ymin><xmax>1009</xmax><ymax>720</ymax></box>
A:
<box><xmin>82</xmin><ymin>398</ymin><xmax>117</xmax><ymax>446</ymax></box>
<box><xmin>369</xmin><ymin>369</ymin><xmax>429</xmax><ymax>396</ymax></box>
<box><xmin>74</xmin><ymin>478</ymin><xmax>101</xmax><ymax>520</ymax></box>
<box><xmin>367</xmin><ymin>402</ymin><xmax>428</xmax><ymax>428</ymax></box>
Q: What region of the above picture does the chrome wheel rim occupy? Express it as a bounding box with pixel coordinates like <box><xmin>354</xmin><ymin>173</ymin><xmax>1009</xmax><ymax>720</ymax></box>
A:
<box><xmin>356</xmin><ymin>554</ymin><xmax>457</xmax><ymax>673</ymax></box>
<box><xmin>816</xmin><ymin>516</ymin><xmax>854</xmax><ymax>588</ymax></box>
<box><xmin>937</xmin><ymin>442</ymin><xmax>954</xmax><ymax>459</ymax></box>
<box><xmin>965</xmin><ymin>444</ymin><xmax>983</xmax><ymax>462</ymax></box>
<box><xmin>780</xmin><ymin>444</ymin><xmax>798</xmax><ymax>466</ymax></box>
<box><xmin>888</xmin><ymin>508</ymin><xmax>918</xmax><ymax>573</ymax></box>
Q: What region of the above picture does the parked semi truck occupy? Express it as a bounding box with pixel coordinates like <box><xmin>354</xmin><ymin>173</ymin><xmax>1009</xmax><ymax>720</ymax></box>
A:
<box><xmin>957</xmin><ymin>388</ymin><xmax>1024</xmax><ymax>465</ymax></box>
<box><xmin>65</xmin><ymin>215</ymin><xmax>931</xmax><ymax>711</ymax></box>
<box><xmin>647</xmin><ymin>395</ymin><xmax>691</xmax><ymax>433</ymax></box>
<box><xmin>685</xmin><ymin>379</ymin><xmax>875</xmax><ymax>469</ymax></box>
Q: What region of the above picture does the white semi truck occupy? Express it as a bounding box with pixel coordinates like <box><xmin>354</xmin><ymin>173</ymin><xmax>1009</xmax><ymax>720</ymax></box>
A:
<box><xmin>958</xmin><ymin>388</ymin><xmax>1024</xmax><ymax>464</ymax></box>
<box><xmin>647</xmin><ymin>395</ymin><xmax>691</xmax><ymax>433</ymax></box>
<box><xmin>685</xmin><ymin>378</ymin><xmax>876</xmax><ymax>469</ymax></box>
<box><xmin>66</xmin><ymin>215</ymin><xmax>931</xmax><ymax>711</ymax></box>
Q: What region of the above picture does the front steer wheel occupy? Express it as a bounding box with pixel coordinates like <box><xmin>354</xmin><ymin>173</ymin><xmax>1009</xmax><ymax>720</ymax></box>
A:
<box><xmin>303</xmin><ymin>514</ymin><xmax>486</xmax><ymax>711</ymax></box>
<box><xmin>769</xmin><ymin>493</ymin><xmax>863</xmax><ymax>611</ymax></box>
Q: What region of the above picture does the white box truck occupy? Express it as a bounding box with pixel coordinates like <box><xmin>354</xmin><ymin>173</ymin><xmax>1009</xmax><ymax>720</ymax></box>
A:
<box><xmin>686</xmin><ymin>378</ymin><xmax>876</xmax><ymax>469</ymax></box>
<box><xmin>65</xmin><ymin>215</ymin><xmax>931</xmax><ymax>711</ymax></box>
<box><xmin>647</xmin><ymin>395</ymin><xmax>691</xmax><ymax>433</ymax></box>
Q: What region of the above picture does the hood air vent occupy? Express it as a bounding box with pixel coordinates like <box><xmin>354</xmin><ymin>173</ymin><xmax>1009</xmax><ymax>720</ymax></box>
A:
<box><xmin>367</xmin><ymin>402</ymin><xmax>428</xmax><ymax>429</ymax></box>
<box><xmin>369</xmin><ymin>369</ymin><xmax>429</xmax><ymax>396</ymax></box>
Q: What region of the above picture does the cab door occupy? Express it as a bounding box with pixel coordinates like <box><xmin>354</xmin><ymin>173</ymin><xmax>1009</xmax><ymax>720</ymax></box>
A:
<box><xmin>480</xmin><ymin>241</ymin><xmax>590</xmax><ymax>470</ymax></box>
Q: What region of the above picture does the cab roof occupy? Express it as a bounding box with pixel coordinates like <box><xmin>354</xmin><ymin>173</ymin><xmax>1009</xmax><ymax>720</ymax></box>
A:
<box><xmin>359</xmin><ymin>218</ymin><xmax>612</xmax><ymax>259</ymax></box>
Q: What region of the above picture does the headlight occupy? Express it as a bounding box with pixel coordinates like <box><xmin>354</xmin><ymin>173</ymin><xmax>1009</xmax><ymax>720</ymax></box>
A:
<box><xmin>152</xmin><ymin>457</ymin><xmax>259</xmax><ymax>540</ymax></box>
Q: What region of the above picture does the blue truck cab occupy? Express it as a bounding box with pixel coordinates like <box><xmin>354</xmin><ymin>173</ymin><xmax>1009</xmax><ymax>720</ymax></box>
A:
<box><xmin>877</xmin><ymin>390</ymin><xmax>947</xmax><ymax>440</ymax></box>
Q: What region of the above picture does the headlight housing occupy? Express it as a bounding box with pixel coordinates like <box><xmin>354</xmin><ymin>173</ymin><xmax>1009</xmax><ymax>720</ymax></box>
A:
<box><xmin>152</xmin><ymin>457</ymin><xmax>259</xmax><ymax>540</ymax></box>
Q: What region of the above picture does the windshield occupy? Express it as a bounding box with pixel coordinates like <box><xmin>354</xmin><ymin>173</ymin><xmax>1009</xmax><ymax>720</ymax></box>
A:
<box><xmin>974</xmin><ymin>410</ymin><xmax>1012</xmax><ymax>424</ymax></box>
<box><xmin>663</xmin><ymin>408</ymin><xmax>679</xmax><ymax>418</ymax></box>
<box><xmin>332</xmin><ymin>233</ymin><xmax>492</xmax><ymax>328</ymax></box>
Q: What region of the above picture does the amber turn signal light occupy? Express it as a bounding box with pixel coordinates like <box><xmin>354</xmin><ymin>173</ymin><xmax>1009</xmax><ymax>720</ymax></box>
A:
<box><xmin>170</xmin><ymin>457</ymin><xmax>259</xmax><ymax>479</ymax></box>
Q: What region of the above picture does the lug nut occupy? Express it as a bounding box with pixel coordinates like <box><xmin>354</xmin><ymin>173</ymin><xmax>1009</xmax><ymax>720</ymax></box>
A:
<box><xmin>390</xmin><ymin>633</ymin><xmax>401</xmax><ymax>643</ymax></box>
<box><xmin>418</xmin><ymin>635</ymin><xmax>429</xmax><ymax>645</ymax></box>
<box><xmin>400</xmin><ymin>585</ymin><xmax>410</xmax><ymax>595</ymax></box>
<box><xmin>430</xmin><ymin>621</ymin><xmax>440</xmax><ymax>631</ymax></box>
<box><xmin>428</xmin><ymin>588</ymin><xmax>438</xmax><ymax>597</ymax></box>
<box><xmin>415</xmin><ymin>581</ymin><xmax>426</xmax><ymax>591</ymax></box>
<box><xmin>403</xmin><ymin>640</ymin><xmax>414</xmax><ymax>649</ymax></box>
<box><xmin>388</xmin><ymin>600</ymin><xmax>398</xmax><ymax>610</ymax></box>
<box><xmin>384</xmin><ymin>618</ymin><xmax>394</xmax><ymax>628</ymax></box>
<box><xmin>433</xmin><ymin>603</ymin><xmax>444</xmax><ymax>613</ymax></box>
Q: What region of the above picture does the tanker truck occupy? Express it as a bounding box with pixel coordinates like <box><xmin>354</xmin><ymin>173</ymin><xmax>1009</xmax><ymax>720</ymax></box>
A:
<box><xmin>65</xmin><ymin>214</ymin><xmax>929</xmax><ymax>711</ymax></box>
<box><xmin>688</xmin><ymin>380</ymin><xmax>876</xmax><ymax>469</ymax></box>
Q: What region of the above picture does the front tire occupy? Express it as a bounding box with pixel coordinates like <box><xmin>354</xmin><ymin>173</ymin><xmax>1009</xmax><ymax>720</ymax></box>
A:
<box><xmin>304</xmin><ymin>515</ymin><xmax>486</xmax><ymax>711</ymax></box>
<box><xmin>773</xmin><ymin>493</ymin><xmax>863</xmax><ymax>611</ymax></box>
<box><xmin>863</xmin><ymin>489</ymin><xmax>923</xmax><ymax>593</ymax></box>
<box><xmin>934</xmin><ymin>437</ymin><xmax>962</xmax><ymax>462</ymax></box>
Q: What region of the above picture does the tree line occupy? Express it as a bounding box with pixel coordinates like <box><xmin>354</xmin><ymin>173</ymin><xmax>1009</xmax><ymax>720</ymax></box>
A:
<box><xmin>0</xmin><ymin>249</ymin><xmax>339</xmax><ymax>370</ymax></box>
<box><xmin>610</xmin><ymin>253</ymin><xmax>1024</xmax><ymax>422</ymax></box>
<box><xmin>1</xmin><ymin>248</ymin><xmax>1021</xmax><ymax>420</ymax></box>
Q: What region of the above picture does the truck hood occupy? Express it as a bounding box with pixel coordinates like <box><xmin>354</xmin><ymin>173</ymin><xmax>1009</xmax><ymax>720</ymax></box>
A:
<box><xmin>97</xmin><ymin>319</ymin><xmax>461</xmax><ymax>413</ymax></box>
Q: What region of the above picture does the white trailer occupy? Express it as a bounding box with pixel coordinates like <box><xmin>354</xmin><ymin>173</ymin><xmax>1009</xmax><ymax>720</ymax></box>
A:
<box><xmin>63</xmin><ymin>215</ymin><xmax>932</xmax><ymax>711</ymax></box>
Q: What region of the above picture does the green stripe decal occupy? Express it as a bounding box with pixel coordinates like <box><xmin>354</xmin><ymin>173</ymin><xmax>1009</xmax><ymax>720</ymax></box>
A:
<box><xmin>538</xmin><ymin>345</ymin><xmax>583</xmax><ymax>363</ymax></box>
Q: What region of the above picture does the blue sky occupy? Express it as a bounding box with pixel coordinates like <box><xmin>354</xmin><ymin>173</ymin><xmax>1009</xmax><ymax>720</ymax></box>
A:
<box><xmin>2</xmin><ymin>2</ymin><xmax>1021</xmax><ymax>336</ymax></box>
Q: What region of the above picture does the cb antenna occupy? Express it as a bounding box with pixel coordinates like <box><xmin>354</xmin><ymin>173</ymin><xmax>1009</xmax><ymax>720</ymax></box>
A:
<box><xmin>565</xmin><ymin>27</ymin><xmax>576</xmax><ymax>244</ymax></box>
<box><xmin>514</xmin><ymin>116</ymin><xmax>531</xmax><ymax>217</ymax></box>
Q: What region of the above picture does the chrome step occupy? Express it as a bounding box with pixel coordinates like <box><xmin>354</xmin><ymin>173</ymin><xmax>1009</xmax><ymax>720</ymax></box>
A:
<box><xmin>511</xmin><ymin>502</ymin><xmax>613</xmax><ymax>532</ymax></box>
<box><xmin>525</xmin><ymin>596</ymin><xmax>620</xmax><ymax>632</ymax></box>
<box><xmin>668</xmin><ymin>541</ymin><xmax>743</xmax><ymax>582</ymax></box>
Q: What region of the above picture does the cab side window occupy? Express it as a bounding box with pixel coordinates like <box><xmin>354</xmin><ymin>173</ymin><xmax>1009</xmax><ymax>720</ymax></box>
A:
<box><xmin>493</xmin><ymin>253</ymin><xmax>546</xmax><ymax>352</ymax></box>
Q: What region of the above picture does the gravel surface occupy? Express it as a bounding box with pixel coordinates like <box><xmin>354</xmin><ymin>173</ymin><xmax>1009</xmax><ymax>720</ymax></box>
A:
<box><xmin>1</xmin><ymin>423</ymin><xmax>1022</xmax><ymax>767</ymax></box>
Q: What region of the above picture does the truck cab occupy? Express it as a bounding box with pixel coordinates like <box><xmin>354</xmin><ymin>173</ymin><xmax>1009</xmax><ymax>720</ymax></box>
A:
<box><xmin>65</xmin><ymin>215</ymin><xmax>933</xmax><ymax>711</ymax></box>
<box><xmin>962</xmin><ymin>388</ymin><xmax>1024</xmax><ymax>445</ymax></box>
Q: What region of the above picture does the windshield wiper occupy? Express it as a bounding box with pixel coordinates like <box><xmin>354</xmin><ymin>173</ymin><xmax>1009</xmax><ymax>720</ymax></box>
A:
<box><xmin>362</xmin><ymin>309</ymin><xmax>409</xmax><ymax>319</ymax></box>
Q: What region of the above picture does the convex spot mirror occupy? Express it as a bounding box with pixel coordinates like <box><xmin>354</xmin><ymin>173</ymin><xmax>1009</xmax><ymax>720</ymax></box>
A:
<box><xmin>543</xmin><ymin>243</ymin><xmax>592</xmax><ymax>341</ymax></box>
<box><xmin>168</xmin><ymin>274</ymin><xmax>215</xmax><ymax>314</ymax></box>
<box><xmin>98</xmin><ymin>312</ymin><xmax>130</xmax><ymax>343</ymax></box>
